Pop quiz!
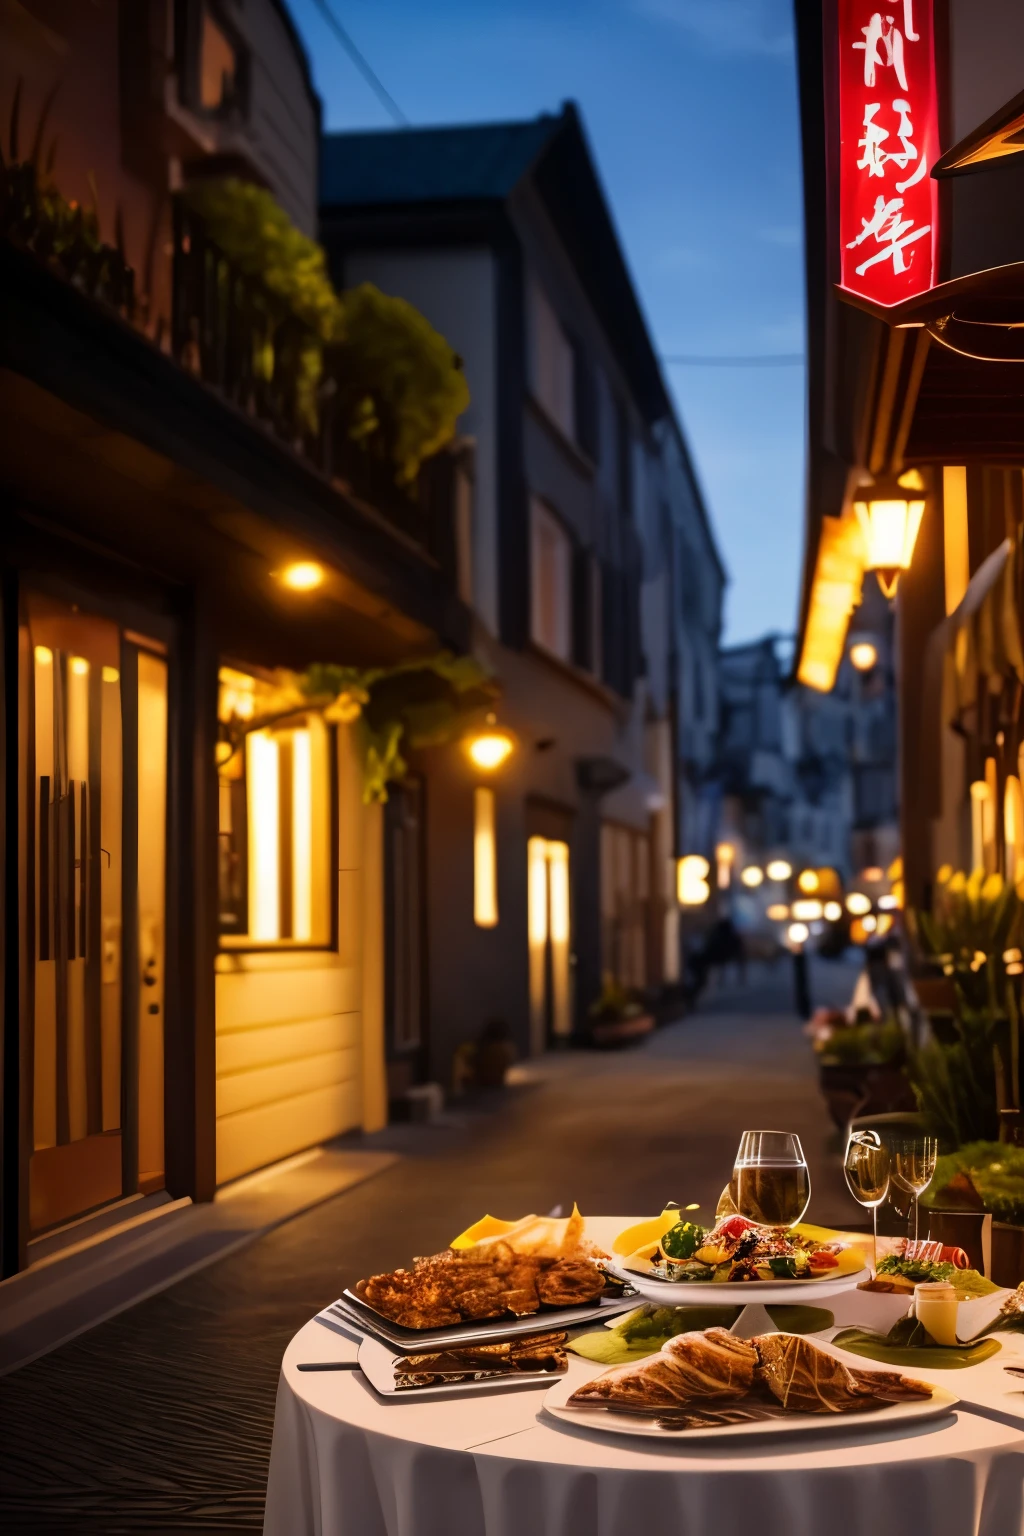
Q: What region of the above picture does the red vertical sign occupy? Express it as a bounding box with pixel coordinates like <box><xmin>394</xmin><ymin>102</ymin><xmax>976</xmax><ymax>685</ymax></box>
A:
<box><xmin>837</xmin><ymin>0</ymin><xmax>940</xmax><ymax>309</ymax></box>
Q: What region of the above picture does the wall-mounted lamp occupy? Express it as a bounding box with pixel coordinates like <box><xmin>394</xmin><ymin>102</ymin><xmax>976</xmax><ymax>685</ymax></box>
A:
<box><xmin>849</xmin><ymin>640</ymin><xmax>878</xmax><ymax>672</ymax></box>
<box><xmin>854</xmin><ymin>469</ymin><xmax>926</xmax><ymax>599</ymax></box>
<box><xmin>280</xmin><ymin>561</ymin><xmax>325</xmax><ymax>592</ymax></box>
<box><xmin>465</xmin><ymin>715</ymin><xmax>515</xmax><ymax>771</ymax></box>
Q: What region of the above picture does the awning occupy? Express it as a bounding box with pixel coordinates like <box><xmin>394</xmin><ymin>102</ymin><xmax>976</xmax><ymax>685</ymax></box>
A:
<box><xmin>934</xmin><ymin>87</ymin><xmax>1024</xmax><ymax>177</ymax></box>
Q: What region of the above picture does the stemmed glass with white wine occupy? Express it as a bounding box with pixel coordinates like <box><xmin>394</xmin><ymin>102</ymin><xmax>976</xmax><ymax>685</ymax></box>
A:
<box><xmin>892</xmin><ymin>1135</ymin><xmax>939</xmax><ymax>1242</ymax></box>
<box><xmin>843</xmin><ymin>1130</ymin><xmax>891</xmax><ymax>1271</ymax></box>
<box><xmin>730</xmin><ymin>1131</ymin><xmax>811</xmax><ymax>1231</ymax></box>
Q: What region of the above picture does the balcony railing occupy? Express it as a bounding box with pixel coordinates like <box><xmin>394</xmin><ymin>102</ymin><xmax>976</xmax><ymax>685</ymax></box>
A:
<box><xmin>169</xmin><ymin>196</ymin><xmax>458</xmax><ymax>569</ymax></box>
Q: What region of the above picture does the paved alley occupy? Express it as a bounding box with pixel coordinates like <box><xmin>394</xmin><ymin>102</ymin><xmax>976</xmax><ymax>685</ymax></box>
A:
<box><xmin>0</xmin><ymin>956</ymin><xmax>864</xmax><ymax>1534</ymax></box>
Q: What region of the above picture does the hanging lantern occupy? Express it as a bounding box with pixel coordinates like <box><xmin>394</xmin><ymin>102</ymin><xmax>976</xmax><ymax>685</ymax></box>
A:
<box><xmin>854</xmin><ymin>470</ymin><xmax>926</xmax><ymax>598</ymax></box>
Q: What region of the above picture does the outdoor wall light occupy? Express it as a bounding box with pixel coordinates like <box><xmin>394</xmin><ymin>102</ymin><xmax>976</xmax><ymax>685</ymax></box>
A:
<box><xmin>788</xmin><ymin>922</ymin><xmax>810</xmax><ymax>946</ymax></box>
<box><xmin>280</xmin><ymin>560</ymin><xmax>325</xmax><ymax>592</ymax></box>
<box><xmin>846</xmin><ymin>892</ymin><xmax>872</xmax><ymax>916</ymax></box>
<box><xmin>767</xmin><ymin>859</ymin><xmax>793</xmax><ymax>882</ymax></box>
<box><xmin>792</xmin><ymin>899</ymin><xmax>824</xmax><ymax>921</ymax></box>
<box><xmin>854</xmin><ymin>469</ymin><xmax>926</xmax><ymax>599</ymax></box>
<box><xmin>849</xmin><ymin>640</ymin><xmax>878</xmax><ymax>672</ymax></box>
<box><xmin>678</xmin><ymin>855</ymin><xmax>711</xmax><ymax>906</ymax></box>
<box><xmin>767</xmin><ymin>903</ymin><xmax>790</xmax><ymax>921</ymax></box>
<box><xmin>823</xmin><ymin>901</ymin><xmax>843</xmax><ymax>922</ymax></box>
<box><xmin>797</xmin><ymin>869</ymin><xmax>819</xmax><ymax>894</ymax></box>
<box><xmin>466</xmin><ymin>716</ymin><xmax>515</xmax><ymax>771</ymax></box>
<box><xmin>69</xmin><ymin>655</ymin><xmax>90</xmax><ymax>676</ymax></box>
<box><xmin>34</xmin><ymin>645</ymin><xmax>53</xmax><ymax>665</ymax></box>
<box><xmin>741</xmin><ymin>866</ymin><xmax>764</xmax><ymax>888</ymax></box>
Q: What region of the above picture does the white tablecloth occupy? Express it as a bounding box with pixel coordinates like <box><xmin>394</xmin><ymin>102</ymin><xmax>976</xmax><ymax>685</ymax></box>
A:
<box><xmin>265</xmin><ymin>1226</ymin><xmax>1024</xmax><ymax>1536</ymax></box>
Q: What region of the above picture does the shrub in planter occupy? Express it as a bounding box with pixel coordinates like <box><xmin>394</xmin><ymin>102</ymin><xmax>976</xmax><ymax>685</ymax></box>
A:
<box><xmin>588</xmin><ymin>977</ymin><xmax>653</xmax><ymax>1048</ymax></box>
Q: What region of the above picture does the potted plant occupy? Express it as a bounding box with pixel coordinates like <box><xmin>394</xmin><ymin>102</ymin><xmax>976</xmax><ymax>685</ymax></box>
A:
<box><xmin>807</xmin><ymin>1008</ymin><xmax>913</xmax><ymax>1130</ymax></box>
<box><xmin>588</xmin><ymin>977</ymin><xmax>654</xmax><ymax>1049</ymax></box>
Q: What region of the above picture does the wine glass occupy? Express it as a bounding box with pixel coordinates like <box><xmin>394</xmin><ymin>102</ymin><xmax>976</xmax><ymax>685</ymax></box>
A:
<box><xmin>729</xmin><ymin>1130</ymin><xmax>811</xmax><ymax>1231</ymax></box>
<box><xmin>843</xmin><ymin>1130</ymin><xmax>891</xmax><ymax>1271</ymax></box>
<box><xmin>892</xmin><ymin>1135</ymin><xmax>939</xmax><ymax>1242</ymax></box>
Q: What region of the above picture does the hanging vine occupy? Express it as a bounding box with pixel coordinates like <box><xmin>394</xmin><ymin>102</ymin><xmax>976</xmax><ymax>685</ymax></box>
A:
<box><xmin>218</xmin><ymin>651</ymin><xmax>499</xmax><ymax>803</ymax></box>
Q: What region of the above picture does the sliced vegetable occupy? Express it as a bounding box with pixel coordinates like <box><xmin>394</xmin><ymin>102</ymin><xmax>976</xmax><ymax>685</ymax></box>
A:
<box><xmin>660</xmin><ymin>1220</ymin><xmax>706</xmax><ymax>1261</ymax></box>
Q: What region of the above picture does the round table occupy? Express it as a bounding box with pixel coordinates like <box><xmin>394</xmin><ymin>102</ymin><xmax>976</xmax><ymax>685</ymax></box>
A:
<box><xmin>264</xmin><ymin>1311</ymin><xmax>1024</xmax><ymax>1536</ymax></box>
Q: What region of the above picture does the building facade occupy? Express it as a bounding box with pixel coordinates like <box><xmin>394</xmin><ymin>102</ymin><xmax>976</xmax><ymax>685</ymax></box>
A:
<box><xmin>320</xmin><ymin>105</ymin><xmax>725</xmax><ymax>1085</ymax></box>
<box><xmin>794</xmin><ymin>0</ymin><xmax>1024</xmax><ymax>912</ymax></box>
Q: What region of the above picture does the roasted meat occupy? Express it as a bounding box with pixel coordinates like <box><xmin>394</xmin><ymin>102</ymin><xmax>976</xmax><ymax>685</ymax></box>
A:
<box><xmin>394</xmin><ymin>1330</ymin><xmax>569</xmax><ymax>1388</ymax></box>
<box><xmin>754</xmin><ymin>1334</ymin><xmax>932</xmax><ymax>1413</ymax></box>
<box><xmin>355</xmin><ymin>1244</ymin><xmax>606</xmax><ymax>1329</ymax></box>
<box><xmin>568</xmin><ymin>1328</ymin><xmax>758</xmax><ymax>1409</ymax></box>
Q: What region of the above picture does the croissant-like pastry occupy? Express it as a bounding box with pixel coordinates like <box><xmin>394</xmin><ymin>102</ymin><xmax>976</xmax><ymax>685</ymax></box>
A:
<box><xmin>568</xmin><ymin>1327</ymin><xmax>758</xmax><ymax>1408</ymax></box>
<box><xmin>754</xmin><ymin>1334</ymin><xmax>932</xmax><ymax>1413</ymax></box>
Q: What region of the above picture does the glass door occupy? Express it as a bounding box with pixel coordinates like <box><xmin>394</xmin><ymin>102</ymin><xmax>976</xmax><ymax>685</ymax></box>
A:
<box><xmin>25</xmin><ymin>593</ymin><xmax>167</xmax><ymax>1233</ymax></box>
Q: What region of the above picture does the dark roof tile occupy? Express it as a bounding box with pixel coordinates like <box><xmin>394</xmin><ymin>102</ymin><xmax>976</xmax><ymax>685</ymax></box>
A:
<box><xmin>319</xmin><ymin>116</ymin><xmax>560</xmax><ymax>206</ymax></box>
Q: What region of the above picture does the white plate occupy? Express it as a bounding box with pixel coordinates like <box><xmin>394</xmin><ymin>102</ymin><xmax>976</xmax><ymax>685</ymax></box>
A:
<box><xmin>605</xmin><ymin>1259</ymin><xmax>869</xmax><ymax>1306</ymax></box>
<box><xmin>357</xmin><ymin>1334</ymin><xmax>566</xmax><ymax>1399</ymax></box>
<box><xmin>543</xmin><ymin>1370</ymin><xmax>959</xmax><ymax>1442</ymax></box>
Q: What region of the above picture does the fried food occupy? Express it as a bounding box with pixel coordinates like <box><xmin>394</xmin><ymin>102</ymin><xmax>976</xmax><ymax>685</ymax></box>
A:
<box><xmin>394</xmin><ymin>1331</ymin><xmax>569</xmax><ymax>1388</ymax></box>
<box><xmin>568</xmin><ymin>1328</ymin><xmax>758</xmax><ymax>1409</ymax></box>
<box><xmin>568</xmin><ymin>1330</ymin><xmax>932</xmax><ymax>1421</ymax></box>
<box><xmin>355</xmin><ymin>1243</ymin><xmax>607</xmax><ymax>1329</ymax></box>
<box><xmin>754</xmin><ymin>1333</ymin><xmax>932</xmax><ymax>1413</ymax></box>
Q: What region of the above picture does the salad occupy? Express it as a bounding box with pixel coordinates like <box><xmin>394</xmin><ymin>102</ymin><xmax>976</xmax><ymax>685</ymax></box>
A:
<box><xmin>616</xmin><ymin>1213</ymin><xmax>859</xmax><ymax>1284</ymax></box>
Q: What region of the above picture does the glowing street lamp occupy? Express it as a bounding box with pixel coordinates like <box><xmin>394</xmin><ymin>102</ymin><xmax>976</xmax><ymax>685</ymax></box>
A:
<box><xmin>465</xmin><ymin>717</ymin><xmax>515</xmax><ymax>772</ymax></box>
<box><xmin>767</xmin><ymin>859</ymin><xmax>792</xmax><ymax>882</ymax></box>
<box><xmin>741</xmin><ymin>866</ymin><xmax>764</xmax><ymax>888</ymax></box>
<box><xmin>678</xmin><ymin>855</ymin><xmax>711</xmax><ymax>907</ymax></box>
<box><xmin>854</xmin><ymin>470</ymin><xmax>926</xmax><ymax>599</ymax></box>
<box><xmin>846</xmin><ymin>892</ymin><xmax>872</xmax><ymax>916</ymax></box>
<box><xmin>797</xmin><ymin>869</ymin><xmax>820</xmax><ymax>894</ymax></box>
<box><xmin>280</xmin><ymin>560</ymin><xmax>325</xmax><ymax>592</ymax></box>
<box><xmin>849</xmin><ymin>640</ymin><xmax>878</xmax><ymax>672</ymax></box>
<box><xmin>823</xmin><ymin>901</ymin><xmax>843</xmax><ymax>922</ymax></box>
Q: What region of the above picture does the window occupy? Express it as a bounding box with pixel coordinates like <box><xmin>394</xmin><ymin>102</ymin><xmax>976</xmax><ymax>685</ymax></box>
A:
<box><xmin>474</xmin><ymin>787</ymin><xmax>498</xmax><ymax>927</ymax></box>
<box><xmin>531</xmin><ymin>499</ymin><xmax>573</xmax><ymax>662</ymax></box>
<box><xmin>571</xmin><ymin>548</ymin><xmax>603</xmax><ymax>676</ymax></box>
<box><xmin>180</xmin><ymin>0</ymin><xmax>247</xmax><ymax>118</ymax></box>
<box><xmin>529</xmin><ymin>279</ymin><xmax>575</xmax><ymax>441</ymax></box>
<box><xmin>217</xmin><ymin>667</ymin><xmax>331</xmax><ymax>946</ymax></box>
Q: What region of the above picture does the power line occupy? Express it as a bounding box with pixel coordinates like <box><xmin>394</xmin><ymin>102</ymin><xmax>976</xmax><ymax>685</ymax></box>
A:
<box><xmin>310</xmin><ymin>0</ymin><xmax>409</xmax><ymax>127</ymax></box>
<box><xmin>662</xmin><ymin>354</ymin><xmax>806</xmax><ymax>368</ymax></box>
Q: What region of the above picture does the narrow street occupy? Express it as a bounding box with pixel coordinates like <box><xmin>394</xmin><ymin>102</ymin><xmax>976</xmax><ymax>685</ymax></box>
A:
<box><xmin>0</xmin><ymin>957</ymin><xmax>862</xmax><ymax>1536</ymax></box>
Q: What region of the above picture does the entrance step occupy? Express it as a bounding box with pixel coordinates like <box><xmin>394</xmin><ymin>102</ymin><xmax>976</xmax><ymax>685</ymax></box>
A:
<box><xmin>0</xmin><ymin>1144</ymin><xmax>396</xmax><ymax>1374</ymax></box>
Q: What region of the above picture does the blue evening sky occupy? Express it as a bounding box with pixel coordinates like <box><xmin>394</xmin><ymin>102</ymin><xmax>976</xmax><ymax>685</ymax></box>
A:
<box><xmin>289</xmin><ymin>0</ymin><xmax>806</xmax><ymax>644</ymax></box>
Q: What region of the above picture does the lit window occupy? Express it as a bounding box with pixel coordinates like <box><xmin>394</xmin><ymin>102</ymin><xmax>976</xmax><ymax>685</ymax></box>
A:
<box><xmin>529</xmin><ymin>279</ymin><xmax>575</xmax><ymax>440</ymax></box>
<box><xmin>531</xmin><ymin>499</ymin><xmax>572</xmax><ymax>661</ymax></box>
<box><xmin>474</xmin><ymin>787</ymin><xmax>498</xmax><ymax>927</ymax></box>
<box><xmin>217</xmin><ymin>667</ymin><xmax>330</xmax><ymax>946</ymax></box>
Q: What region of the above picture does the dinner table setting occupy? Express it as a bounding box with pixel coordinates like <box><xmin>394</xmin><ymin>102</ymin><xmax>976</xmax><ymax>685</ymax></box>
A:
<box><xmin>263</xmin><ymin>1130</ymin><xmax>1024</xmax><ymax>1535</ymax></box>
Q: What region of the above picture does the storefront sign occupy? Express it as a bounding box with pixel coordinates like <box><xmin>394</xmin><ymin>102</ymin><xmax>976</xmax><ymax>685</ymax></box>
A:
<box><xmin>837</xmin><ymin>1</ymin><xmax>940</xmax><ymax>309</ymax></box>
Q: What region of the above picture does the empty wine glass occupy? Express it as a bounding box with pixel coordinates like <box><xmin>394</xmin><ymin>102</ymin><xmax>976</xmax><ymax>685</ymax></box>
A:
<box><xmin>892</xmin><ymin>1135</ymin><xmax>938</xmax><ymax>1242</ymax></box>
<box><xmin>843</xmin><ymin>1130</ymin><xmax>891</xmax><ymax>1271</ymax></box>
<box><xmin>730</xmin><ymin>1130</ymin><xmax>811</xmax><ymax>1231</ymax></box>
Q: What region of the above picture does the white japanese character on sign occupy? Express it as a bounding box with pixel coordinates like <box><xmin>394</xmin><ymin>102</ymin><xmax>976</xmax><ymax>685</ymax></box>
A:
<box><xmin>846</xmin><ymin>194</ymin><xmax>931</xmax><ymax>276</ymax></box>
<box><xmin>854</xmin><ymin>13</ymin><xmax>908</xmax><ymax>90</ymax></box>
<box><xmin>857</xmin><ymin>103</ymin><xmax>890</xmax><ymax>177</ymax></box>
<box><xmin>856</xmin><ymin>98</ymin><xmax>926</xmax><ymax>186</ymax></box>
<box><xmin>903</xmin><ymin>0</ymin><xmax>919</xmax><ymax>41</ymax></box>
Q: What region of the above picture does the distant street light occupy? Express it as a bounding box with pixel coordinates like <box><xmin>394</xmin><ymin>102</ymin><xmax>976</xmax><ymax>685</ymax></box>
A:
<box><xmin>797</xmin><ymin>869</ymin><xmax>820</xmax><ymax>894</ymax></box>
<box><xmin>823</xmin><ymin>901</ymin><xmax>843</xmax><ymax>921</ymax></box>
<box><xmin>678</xmin><ymin>855</ymin><xmax>711</xmax><ymax>906</ymax></box>
<box><xmin>849</xmin><ymin>640</ymin><xmax>878</xmax><ymax>671</ymax></box>
<box><xmin>741</xmin><ymin>866</ymin><xmax>764</xmax><ymax>888</ymax></box>
<box><xmin>846</xmin><ymin>892</ymin><xmax>872</xmax><ymax>916</ymax></box>
<box><xmin>793</xmin><ymin>899</ymin><xmax>824</xmax><ymax>921</ymax></box>
<box><xmin>767</xmin><ymin>859</ymin><xmax>793</xmax><ymax>881</ymax></box>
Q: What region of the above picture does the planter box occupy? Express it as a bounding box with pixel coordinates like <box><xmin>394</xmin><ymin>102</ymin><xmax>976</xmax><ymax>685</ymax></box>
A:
<box><xmin>818</xmin><ymin>1061</ymin><xmax>916</xmax><ymax>1132</ymax></box>
<box><xmin>589</xmin><ymin>1012</ymin><xmax>655</xmax><ymax>1049</ymax></box>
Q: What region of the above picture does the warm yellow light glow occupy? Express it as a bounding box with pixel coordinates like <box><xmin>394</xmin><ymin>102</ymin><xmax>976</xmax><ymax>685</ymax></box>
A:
<box><xmin>678</xmin><ymin>855</ymin><xmax>711</xmax><ymax>906</ymax></box>
<box><xmin>467</xmin><ymin>730</ymin><xmax>515</xmax><ymax>771</ymax></box>
<box><xmin>102</xmin><ymin>665</ymin><xmax>120</xmax><ymax>684</ymax></box>
<box><xmin>215</xmin><ymin>740</ymin><xmax>234</xmax><ymax>768</ymax></box>
<box><xmin>529</xmin><ymin>837</ymin><xmax>549</xmax><ymax>946</ymax></box>
<box><xmin>1005</xmin><ymin>948</ymin><xmax>1023</xmax><ymax>965</ymax></box>
<box><xmin>792</xmin><ymin>899</ymin><xmax>824</xmax><ymax>921</ymax></box>
<box><xmin>797</xmin><ymin>509</ymin><xmax>867</xmax><ymax>692</ymax></box>
<box><xmin>767</xmin><ymin>903</ymin><xmax>790</xmax><ymax>921</ymax></box>
<box><xmin>846</xmin><ymin>892</ymin><xmax>872</xmax><ymax>916</ymax></box>
<box><xmin>850</xmin><ymin>917</ymin><xmax>870</xmax><ymax>944</ymax></box>
<box><xmin>861</xmin><ymin>866</ymin><xmax>885</xmax><ymax>883</ymax></box>
<box><xmin>797</xmin><ymin>869</ymin><xmax>819</xmax><ymax>894</ymax></box>
<box><xmin>875</xmin><ymin>913</ymin><xmax>894</xmax><ymax>937</ymax></box>
<box><xmin>889</xmin><ymin>856</ymin><xmax>904</xmax><ymax>881</ymax></box>
<box><xmin>247</xmin><ymin>730</ymin><xmax>280</xmax><ymax>941</ymax></box>
<box><xmin>716</xmin><ymin>843</ymin><xmax>735</xmax><ymax>864</ymax></box>
<box><xmin>1006</xmin><ymin>777</ymin><xmax>1024</xmax><ymax>888</ymax></box>
<box><xmin>767</xmin><ymin>860</ymin><xmax>792</xmax><ymax>882</ymax></box>
<box><xmin>281</xmin><ymin>561</ymin><xmax>325</xmax><ymax>592</ymax></box>
<box><xmin>292</xmin><ymin>728</ymin><xmax>313</xmax><ymax>942</ymax></box>
<box><xmin>854</xmin><ymin>486</ymin><xmax>925</xmax><ymax>598</ymax></box>
<box><xmin>34</xmin><ymin>645</ymin><xmax>53</xmax><ymax>665</ymax></box>
<box><xmin>890</xmin><ymin>880</ymin><xmax>905</xmax><ymax>909</ymax></box>
<box><xmin>69</xmin><ymin>655</ymin><xmax>90</xmax><ymax>676</ymax></box>
<box><xmin>823</xmin><ymin>901</ymin><xmax>843</xmax><ymax>922</ymax></box>
<box><xmin>219</xmin><ymin>666</ymin><xmax>257</xmax><ymax>723</ymax></box>
<box><xmin>788</xmin><ymin>923</ymin><xmax>810</xmax><ymax>945</ymax></box>
<box><xmin>862</xmin><ymin>914</ymin><xmax>878</xmax><ymax>933</ymax></box>
<box><xmin>548</xmin><ymin>841</ymin><xmax>570</xmax><ymax>944</ymax></box>
<box><xmin>474</xmin><ymin>787</ymin><xmax>498</xmax><ymax>928</ymax></box>
<box><xmin>741</xmin><ymin>866</ymin><xmax>764</xmax><ymax>888</ymax></box>
<box><xmin>849</xmin><ymin>641</ymin><xmax>878</xmax><ymax>672</ymax></box>
<box><xmin>878</xmin><ymin>893</ymin><xmax>899</xmax><ymax>911</ymax></box>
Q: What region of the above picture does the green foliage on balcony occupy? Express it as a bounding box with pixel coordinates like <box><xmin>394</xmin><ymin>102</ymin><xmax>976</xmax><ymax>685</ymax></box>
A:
<box><xmin>181</xmin><ymin>178</ymin><xmax>468</xmax><ymax>480</ymax></box>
